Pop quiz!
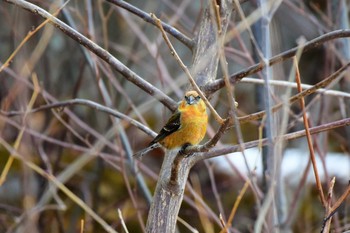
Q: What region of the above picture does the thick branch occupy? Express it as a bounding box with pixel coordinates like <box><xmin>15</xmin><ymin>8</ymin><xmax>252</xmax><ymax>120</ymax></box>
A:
<box><xmin>145</xmin><ymin>150</ymin><xmax>192</xmax><ymax>233</ymax></box>
<box><xmin>145</xmin><ymin>1</ymin><xmax>234</xmax><ymax>232</ymax></box>
<box><xmin>191</xmin><ymin>0</ymin><xmax>233</xmax><ymax>90</ymax></box>
<box><xmin>4</xmin><ymin>0</ymin><xmax>177</xmax><ymax>111</ymax></box>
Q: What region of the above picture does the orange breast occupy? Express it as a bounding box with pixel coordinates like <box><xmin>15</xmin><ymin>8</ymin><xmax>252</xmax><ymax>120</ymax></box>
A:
<box><xmin>160</xmin><ymin>104</ymin><xmax>208</xmax><ymax>149</ymax></box>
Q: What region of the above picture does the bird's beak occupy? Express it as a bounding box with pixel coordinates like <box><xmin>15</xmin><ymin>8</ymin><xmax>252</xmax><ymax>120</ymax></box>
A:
<box><xmin>186</xmin><ymin>95</ymin><xmax>195</xmax><ymax>105</ymax></box>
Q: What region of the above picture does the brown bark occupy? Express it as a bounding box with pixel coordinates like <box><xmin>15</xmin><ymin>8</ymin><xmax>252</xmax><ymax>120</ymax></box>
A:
<box><xmin>145</xmin><ymin>1</ymin><xmax>233</xmax><ymax>232</ymax></box>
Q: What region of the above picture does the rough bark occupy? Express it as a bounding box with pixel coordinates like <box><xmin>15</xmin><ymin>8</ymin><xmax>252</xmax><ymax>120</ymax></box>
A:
<box><xmin>145</xmin><ymin>151</ymin><xmax>193</xmax><ymax>232</ymax></box>
<box><xmin>191</xmin><ymin>0</ymin><xmax>233</xmax><ymax>92</ymax></box>
<box><xmin>145</xmin><ymin>1</ymin><xmax>233</xmax><ymax>232</ymax></box>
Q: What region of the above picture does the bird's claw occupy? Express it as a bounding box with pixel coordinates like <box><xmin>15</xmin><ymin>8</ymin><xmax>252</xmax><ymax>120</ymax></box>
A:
<box><xmin>179</xmin><ymin>143</ymin><xmax>193</xmax><ymax>157</ymax></box>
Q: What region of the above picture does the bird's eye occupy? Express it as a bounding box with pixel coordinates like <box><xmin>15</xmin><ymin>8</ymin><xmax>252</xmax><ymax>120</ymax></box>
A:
<box><xmin>195</xmin><ymin>96</ymin><xmax>201</xmax><ymax>100</ymax></box>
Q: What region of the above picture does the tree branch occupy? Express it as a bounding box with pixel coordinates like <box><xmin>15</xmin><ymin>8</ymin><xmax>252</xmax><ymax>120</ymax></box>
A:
<box><xmin>196</xmin><ymin>116</ymin><xmax>350</xmax><ymax>161</ymax></box>
<box><xmin>4</xmin><ymin>0</ymin><xmax>177</xmax><ymax>111</ymax></box>
<box><xmin>294</xmin><ymin>57</ymin><xmax>326</xmax><ymax>206</ymax></box>
<box><xmin>237</xmin><ymin>61</ymin><xmax>350</xmax><ymax>125</ymax></box>
<box><xmin>205</xmin><ymin>29</ymin><xmax>350</xmax><ymax>94</ymax></box>
<box><xmin>105</xmin><ymin>0</ymin><xmax>194</xmax><ymax>49</ymax></box>
<box><xmin>151</xmin><ymin>13</ymin><xmax>225</xmax><ymax>124</ymax></box>
<box><xmin>322</xmin><ymin>181</ymin><xmax>350</xmax><ymax>233</ymax></box>
<box><xmin>0</xmin><ymin>98</ymin><xmax>156</xmax><ymax>138</ymax></box>
<box><xmin>144</xmin><ymin>1</ymin><xmax>234</xmax><ymax>232</ymax></box>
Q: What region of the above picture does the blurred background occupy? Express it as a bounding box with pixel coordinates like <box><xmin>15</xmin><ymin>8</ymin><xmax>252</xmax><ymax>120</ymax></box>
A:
<box><xmin>0</xmin><ymin>0</ymin><xmax>350</xmax><ymax>232</ymax></box>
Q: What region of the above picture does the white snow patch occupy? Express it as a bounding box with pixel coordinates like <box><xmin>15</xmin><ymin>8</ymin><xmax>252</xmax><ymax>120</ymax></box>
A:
<box><xmin>210</xmin><ymin>148</ymin><xmax>350</xmax><ymax>184</ymax></box>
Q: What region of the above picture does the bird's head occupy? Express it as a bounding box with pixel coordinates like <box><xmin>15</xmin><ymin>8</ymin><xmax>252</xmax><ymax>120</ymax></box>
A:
<box><xmin>184</xmin><ymin>91</ymin><xmax>201</xmax><ymax>105</ymax></box>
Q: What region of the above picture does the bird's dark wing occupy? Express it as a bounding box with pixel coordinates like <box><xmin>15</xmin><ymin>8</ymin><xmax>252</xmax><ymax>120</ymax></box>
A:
<box><xmin>149</xmin><ymin>111</ymin><xmax>181</xmax><ymax>145</ymax></box>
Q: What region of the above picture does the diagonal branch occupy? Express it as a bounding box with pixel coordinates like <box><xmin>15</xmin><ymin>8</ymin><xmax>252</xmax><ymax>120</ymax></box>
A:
<box><xmin>105</xmin><ymin>0</ymin><xmax>194</xmax><ymax>49</ymax></box>
<box><xmin>4</xmin><ymin>0</ymin><xmax>177</xmax><ymax>111</ymax></box>
<box><xmin>197</xmin><ymin>117</ymin><xmax>350</xmax><ymax>161</ymax></box>
<box><xmin>237</xmin><ymin>61</ymin><xmax>350</xmax><ymax>125</ymax></box>
<box><xmin>151</xmin><ymin>13</ymin><xmax>225</xmax><ymax>124</ymax></box>
<box><xmin>144</xmin><ymin>1</ymin><xmax>234</xmax><ymax>232</ymax></box>
<box><xmin>205</xmin><ymin>29</ymin><xmax>350</xmax><ymax>94</ymax></box>
<box><xmin>294</xmin><ymin>57</ymin><xmax>326</xmax><ymax>206</ymax></box>
<box><xmin>0</xmin><ymin>98</ymin><xmax>156</xmax><ymax>138</ymax></box>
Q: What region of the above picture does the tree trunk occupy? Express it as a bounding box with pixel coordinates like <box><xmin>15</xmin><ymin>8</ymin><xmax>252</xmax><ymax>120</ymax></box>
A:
<box><xmin>145</xmin><ymin>151</ymin><xmax>192</xmax><ymax>233</ymax></box>
<box><xmin>145</xmin><ymin>1</ymin><xmax>233</xmax><ymax>232</ymax></box>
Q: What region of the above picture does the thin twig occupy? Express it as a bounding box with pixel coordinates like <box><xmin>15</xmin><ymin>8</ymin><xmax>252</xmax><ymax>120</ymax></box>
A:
<box><xmin>206</xmin><ymin>161</ymin><xmax>226</xmax><ymax>222</ymax></box>
<box><xmin>117</xmin><ymin>8</ymin><xmax>183</xmax><ymax>98</ymax></box>
<box><xmin>191</xmin><ymin>174</ymin><xmax>215</xmax><ymax>233</ymax></box>
<box><xmin>205</xmin><ymin>29</ymin><xmax>350</xmax><ymax>94</ymax></box>
<box><xmin>0</xmin><ymin>98</ymin><xmax>156</xmax><ymax>138</ymax></box>
<box><xmin>3</xmin><ymin>0</ymin><xmax>177</xmax><ymax>111</ymax></box>
<box><xmin>322</xmin><ymin>181</ymin><xmax>350</xmax><ymax>232</ymax></box>
<box><xmin>0</xmin><ymin>114</ymin><xmax>110</xmax><ymax>156</ymax></box>
<box><xmin>0</xmin><ymin>137</ymin><xmax>119</xmax><ymax>233</ymax></box>
<box><xmin>0</xmin><ymin>74</ymin><xmax>40</xmax><ymax>186</ymax></box>
<box><xmin>328</xmin><ymin>182</ymin><xmax>350</xmax><ymax>216</ymax></box>
<box><xmin>0</xmin><ymin>1</ymin><xmax>68</xmax><ymax>73</ymax></box>
<box><xmin>184</xmin><ymin>183</ymin><xmax>223</xmax><ymax>226</ymax></box>
<box><xmin>80</xmin><ymin>219</ymin><xmax>85</xmax><ymax>233</ymax></box>
<box><xmin>237</xmin><ymin>61</ymin><xmax>350</xmax><ymax>125</ymax></box>
<box><xmin>240</xmin><ymin>77</ymin><xmax>350</xmax><ymax>99</ymax></box>
<box><xmin>294</xmin><ymin>57</ymin><xmax>326</xmax><ymax>206</ymax></box>
<box><xmin>196</xmin><ymin>116</ymin><xmax>350</xmax><ymax>161</ymax></box>
<box><xmin>118</xmin><ymin>209</ymin><xmax>129</xmax><ymax>233</ymax></box>
<box><xmin>150</xmin><ymin>13</ymin><xmax>225</xmax><ymax>124</ymax></box>
<box><xmin>2</xmin><ymin>66</ymin><xmax>125</xmax><ymax>154</ymax></box>
<box><xmin>177</xmin><ymin>217</ymin><xmax>199</xmax><ymax>233</ymax></box>
<box><xmin>210</xmin><ymin>0</ymin><xmax>222</xmax><ymax>34</ymax></box>
<box><xmin>219</xmin><ymin>214</ymin><xmax>227</xmax><ymax>232</ymax></box>
<box><xmin>105</xmin><ymin>0</ymin><xmax>194</xmax><ymax>49</ymax></box>
<box><xmin>219</xmin><ymin>180</ymin><xmax>250</xmax><ymax>233</ymax></box>
<box><xmin>322</xmin><ymin>177</ymin><xmax>336</xmax><ymax>233</ymax></box>
<box><xmin>282</xmin><ymin>157</ymin><xmax>312</xmax><ymax>227</ymax></box>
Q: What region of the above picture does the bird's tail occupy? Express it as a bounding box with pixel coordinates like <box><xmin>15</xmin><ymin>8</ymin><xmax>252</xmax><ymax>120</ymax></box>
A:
<box><xmin>133</xmin><ymin>143</ymin><xmax>161</xmax><ymax>158</ymax></box>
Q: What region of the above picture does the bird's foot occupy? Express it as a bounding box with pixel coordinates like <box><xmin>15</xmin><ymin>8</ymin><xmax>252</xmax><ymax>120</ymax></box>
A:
<box><xmin>179</xmin><ymin>143</ymin><xmax>193</xmax><ymax>157</ymax></box>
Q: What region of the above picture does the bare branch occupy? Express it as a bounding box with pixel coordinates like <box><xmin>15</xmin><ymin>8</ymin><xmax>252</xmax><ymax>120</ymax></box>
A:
<box><xmin>241</xmin><ymin>78</ymin><xmax>350</xmax><ymax>99</ymax></box>
<box><xmin>205</xmin><ymin>29</ymin><xmax>350</xmax><ymax>94</ymax></box>
<box><xmin>196</xmin><ymin>117</ymin><xmax>350</xmax><ymax>161</ymax></box>
<box><xmin>105</xmin><ymin>0</ymin><xmax>194</xmax><ymax>49</ymax></box>
<box><xmin>237</xmin><ymin>61</ymin><xmax>350</xmax><ymax>125</ymax></box>
<box><xmin>145</xmin><ymin>1</ymin><xmax>234</xmax><ymax>232</ymax></box>
<box><xmin>0</xmin><ymin>98</ymin><xmax>156</xmax><ymax>138</ymax></box>
<box><xmin>151</xmin><ymin>13</ymin><xmax>225</xmax><ymax>124</ymax></box>
<box><xmin>294</xmin><ymin>57</ymin><xmax>326</xmax><ymax>206</ymax></box>
<box><xmin>4</xmin><ymin>0</ymin><xmax>177</xmax><ymax>111</ymax></box>
<box><xmin>0</xmin><ymin>137</ymin><xmax>118</xmax><ymax>233</ymax></box>
<box><xmin>180</xmin><ymin>61</ymin><xmax>349</xmax><ymax>153</ymax></box>
<box><xmin>322</xmin><ymin>181</ymin><xmax>350</xmax><ymax>233</ymax></box>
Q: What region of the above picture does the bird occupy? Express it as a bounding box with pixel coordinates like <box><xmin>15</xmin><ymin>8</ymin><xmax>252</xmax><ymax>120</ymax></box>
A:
<box><xmin>134</xmin><ymin>90</ymin><xmax>208</xmax><ymax>157</ymax></box>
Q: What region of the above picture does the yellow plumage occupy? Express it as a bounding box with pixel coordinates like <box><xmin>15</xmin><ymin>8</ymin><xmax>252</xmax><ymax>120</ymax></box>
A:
<box><xmin>160</xmin><ymin>92</ymin><xmax>207</xmax><ymax>149</ymax></box>
<box><xmin>134</xmin><ymin>90</ymin><xmax>208</xmax><ymax>157</ymax></box>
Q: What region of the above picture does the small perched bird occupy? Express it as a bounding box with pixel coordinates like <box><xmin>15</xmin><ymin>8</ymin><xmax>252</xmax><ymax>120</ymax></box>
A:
<box><xmin>134</xmin><ymin>90</ymin><xmax>208</xmax><ymax>157</ymax></box>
